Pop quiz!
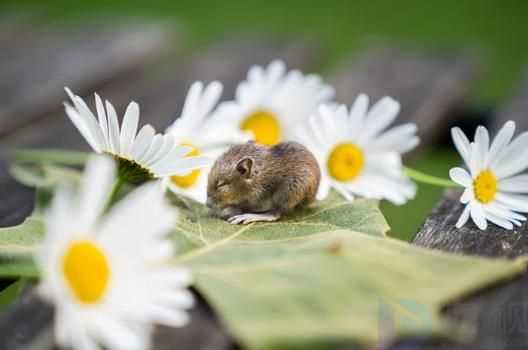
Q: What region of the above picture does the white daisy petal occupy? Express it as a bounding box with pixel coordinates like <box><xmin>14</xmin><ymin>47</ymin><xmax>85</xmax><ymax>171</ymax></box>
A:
<box><xmin>455</xmin><ymin>204</ymin><xmax>471</xmax><ymax>228</ymax></box>
<box><xmin>468</xmin><ymin>142</ymin><xmax>481</xmax><ymax>177</ymax></box>
<box><xmin>65</xmin><ymin>88</ymin><xmax>106</xmax><ymax>152</ymax></box>
<box><xmin>308</xmin><ymin>111</ymin><xmax>329</xmax><ymax>148</ymax></box>
<box><xmin>470</xmin><ymin>202</ymin><xmax>487</xmax><ymax>230</ymax></box>
<box><xmin>333</xmin><ymin>182</ymin><xmax>354</xmax><ymax>201</ymax></box>
<box><xmin>488</xmin><ymin>120</ymin><xmax>515</xmax><ymax>167</ymax></box>
<box><xmin>95</xmin><ymin>93</ymin><xmax>109</xmax><ymax>150</ymax></box>
<box><xmin>460</xmin><ymin>188</ymin><xmax>473</xmax><ymax>204</ymax></box>
<box><xmin>105</xmin><ymin>100</ymin><xmax>121</xmax><ymax>154</ymax></box>
<box><xmin>318</xmin><ymin>104</ymin><xmax>340</xmax><ymax>142</ymax></box>
<box><xmin>78</xmin><ymin>156</ymin><xmax>115</xmax><ymax>229</ymax></box>
<box><xmin>493</xmin><ymin>132</ymin><xmax>528</xmax><ymax>178</ymax></box>
<box><xmin>139</xmin><ymin>134</ymin><xmax>163</xmax><ymax>165</ymax></box>
<box><xmin>152</xmin><ymin>156</ymin><xmax>211</xmax><ymax>177</ymax></box>
<box><xmin>91</xmin><ymin>314</ymin><xmax>145</xmax><ymax>350</ymax></box>
<box><xmin>197</xmin><ymin>81</ymin><xmax>223</xmax><ymax>122</ymax></box>
<box><xmin>347</xmin><ymin>94</ymin><xmax>369</xmax><ymax>138</ymax></box>
<box><xmin>145</xmin><ymin>135</ymin><xmax>175</xmax><ymax>167</ymax></box>
<box><xmin>268</xmin><ymin>60</ymin><xmax>286</xmax><ymax>86</ymax></box>
<box><xmin>371</xmin><ymin>123</ymin><xmax>419</xmax><ymax>154</ymax></box>
<box><xmin>359</xmin><ymin>96</ymin><xmax>400</xmax><ymax>143</ymax></box>
<box><xmin>474</xmin><ymin>125</ymin><xmax>489</xmax><ymax>169</ymax></box>
<box><xmin>495</xmin><ymin>193</ymin><xmax>528</xmax><ymax>213</ymax></box>
<box><xmin>119</xmin><ymin>102</ymin><xmax>140</xmax><ymax>157</ymax></box>
<box><xmin>131</xmin><ymin>125</ymin><xmax>155</xmax><ymax>160</ymax></box>
<box><xmin>451</xmin><ymin>127</ymin><xmax>472</xmax><ymax>167</ymax></box>
<box><xmin>64</xmin><ymin>104</ymin><xmax>101</xmax><ymax>152</ymax></box>
<box><xmin>499</xmin><ymin>174</ymin><xmax>528</xmax><ymax>193</ymax></box>
<box><xmin>180</xmin><ymin>81</ymin><xmax>203</xmax><ymax>123</ymax></box>
<box><xmin>486</xmin><ymin>202</ymin><xmax>527</xmax><ymax>223</ymax></box>
<box><xmin>485</xmin><ymin>211</ymin><xmax>514</xmax><ymax>230</ymax></box>
<box><xmin>316</xmin><ymin>178</ymin><xmax>331</xmax><ymax>200</ymax></box>
<box><xmin>449</xmin><ymin>167</ymin><xmax>472</xmax><ymax>187</ymax></box>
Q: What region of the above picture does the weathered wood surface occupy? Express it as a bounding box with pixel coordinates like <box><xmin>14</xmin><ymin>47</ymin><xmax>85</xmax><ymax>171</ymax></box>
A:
<box><xmin>411</xmin><ymin>72</ymin><xmax>528</xmax><ymax>349</ymax></box>
<box><xmin>332</xmin><ymin>46</ymin><xmax>478</xmax><ymax>151</ymax></box>
<box><xmin>0</xmin><ymin>22</ymin><xmax>171</xmax><ymax>138</ymax></box>
<box><xmin>414</xmin><ymin>189</ymin><xmax>528</xmax><ymax>258</ymax></box>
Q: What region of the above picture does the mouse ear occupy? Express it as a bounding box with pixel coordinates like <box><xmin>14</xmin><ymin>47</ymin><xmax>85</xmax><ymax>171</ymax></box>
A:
<box><xmin>236</xmin><ymin>157</ymin><xmax>253</xmax><ymax>178</ymax></box>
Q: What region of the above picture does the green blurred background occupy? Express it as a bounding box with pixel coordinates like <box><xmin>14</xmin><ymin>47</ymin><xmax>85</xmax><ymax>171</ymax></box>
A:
<box><xmin>2</xmin><ymin>0</ymin><xmax>527</xmax><ymax>240</ymax></box>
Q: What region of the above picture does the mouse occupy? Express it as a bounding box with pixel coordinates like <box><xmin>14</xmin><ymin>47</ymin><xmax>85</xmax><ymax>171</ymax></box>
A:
<box><xmin>206</xmin><ymin>141</ymin><xmax>321</xmax><ymax>224</ymax></box>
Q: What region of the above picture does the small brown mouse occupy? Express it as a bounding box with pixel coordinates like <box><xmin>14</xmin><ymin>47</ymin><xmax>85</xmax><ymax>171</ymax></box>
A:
<box><xmin>206</xmin><ymin>141</ymin><xmax>321</xmax><ymax>224</ymax></box>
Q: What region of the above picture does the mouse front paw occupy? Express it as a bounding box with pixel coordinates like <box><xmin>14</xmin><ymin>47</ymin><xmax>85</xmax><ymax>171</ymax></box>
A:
<box><xmin>227</xmin><ymin>213</ymin><xmax>280</xmax><ymax>225</ymax></box>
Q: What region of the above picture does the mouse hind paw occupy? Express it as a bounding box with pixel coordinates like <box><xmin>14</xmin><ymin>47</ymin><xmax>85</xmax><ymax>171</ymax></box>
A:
<box><xmin>227</xmin><ymin>212</ymin><xmax>280</xmax><ymax>225</ymax></box>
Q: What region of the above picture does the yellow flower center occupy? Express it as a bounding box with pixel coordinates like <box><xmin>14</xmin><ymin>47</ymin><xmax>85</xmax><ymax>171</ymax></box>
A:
<box><xmin>170</xmin><ymin>144</ymin><xmax>201</xmax><ymax>188</ymax></box>
<box><xmin>240</xmin><ymin>109</ymin><xmax>282</xmax><ymax>146</ymax></box>
<box><xmin>473</xmin><ymin>169</ymin><xmax>497</xmax><ymax>204</ymax></box>
<box><xmin>62</xmin><ymin>240</ymin><xmax>110</xmax><ymax>304</ymax></box>
<box><xmin>327</xmin><ymin>143</ymin><xmax>365</xmax><ymax>181</ymax></box>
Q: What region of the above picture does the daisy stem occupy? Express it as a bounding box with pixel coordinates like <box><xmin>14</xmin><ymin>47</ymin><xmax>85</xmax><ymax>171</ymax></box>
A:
<box><xmin>104</xmin><ymin>177</ymin><xmax>126</xmax><ymax>213</ymax></box>
<box><xmin>403</xmin><ymin>166</ymin><xmax>460</xmax><ymax>188</ymax></box>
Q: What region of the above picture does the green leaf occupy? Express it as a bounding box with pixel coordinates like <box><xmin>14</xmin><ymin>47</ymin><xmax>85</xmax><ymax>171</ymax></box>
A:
<box><xmin>171</xmin><ymin>191</ymin><xmax>389</xmax><ymax>256</ymax></box>
<box><xmin>0</xmin><ymin>218</ymin><xmax>42</xmax><ymax>278</ymax></box>
<box><xmin>170</xmin><ymin>199</ymin><xmax>527</xmax><ymax>349</ymax></box>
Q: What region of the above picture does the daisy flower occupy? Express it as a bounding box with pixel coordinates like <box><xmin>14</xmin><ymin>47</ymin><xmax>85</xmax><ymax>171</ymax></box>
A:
<box><xmin>163</xmin><ymin>81</ymin><xmax>249</xmax><ymax>203</ymax></box>
<box><xmin>297</xmin><ymin>94</ymin><xmax>419</xmax><ymax>205</ymax></box>
<box><xmin>213</xmin><ymin>60</ymin><xmax>335</xmax><ymax>146</ymax></box>
<box><xmin>35</xmin><ymin>155</ymin><xmax>194</xmax><ymax>350</ymax></box>
<box><xmin>449</xmin><ymin>121</ymin><xmax>528</xmax><ymax>230</ymax></box>
<box><xmin>64</xmin><ymin>88</ymin><xmax>210</xmax><ymax>184</ymax></box>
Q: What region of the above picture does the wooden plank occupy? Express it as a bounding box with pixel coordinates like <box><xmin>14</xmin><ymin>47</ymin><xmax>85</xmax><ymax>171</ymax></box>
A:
<box><xmin>331</xmin><ymin>46</ymin><xmax>478</xmax><ymax>152</ymax></box>
<box><xmin>409</xmin><ymin>73</ymin><xmax>528</xmax><ymax>350</ymax></box>
<box><xmin>0</xmin><ymin>21</ymin><xmax>171</xmax><ymax>138</ymax></box>
<box><xmin>413</xmin><ymin>189</ymin><xmax>528</xmax><ymax>257</ymax></box>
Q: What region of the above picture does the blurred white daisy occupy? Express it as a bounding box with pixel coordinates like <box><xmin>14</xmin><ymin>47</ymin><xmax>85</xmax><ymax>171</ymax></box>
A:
<box><xmin>64</xmin><ymin>88</ymin><xmax>210</xmax><ymax>184</ymax></box>
<box><xmin>163</xmin><ymin>81</ymin><xmax>249</xmax><ymax>203</ymax></box>
<box><xmin>297</xmin><ymin>94</ymin><xmax>419</xmax><ymax>205</ymax></box>
<box><xmin>449</xmin><ymin>121</ymin><xmax>528</xmax><ymax>230</ymax></box>
<box><xmin>35</xmin><ymin>156</ymin><xmax>194</xmax><ymax>350</ymax></box>
<box><xmin>213</xmin><ymin>60</ymin><xmax>335</xmax><ymax>146</ymax></box>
